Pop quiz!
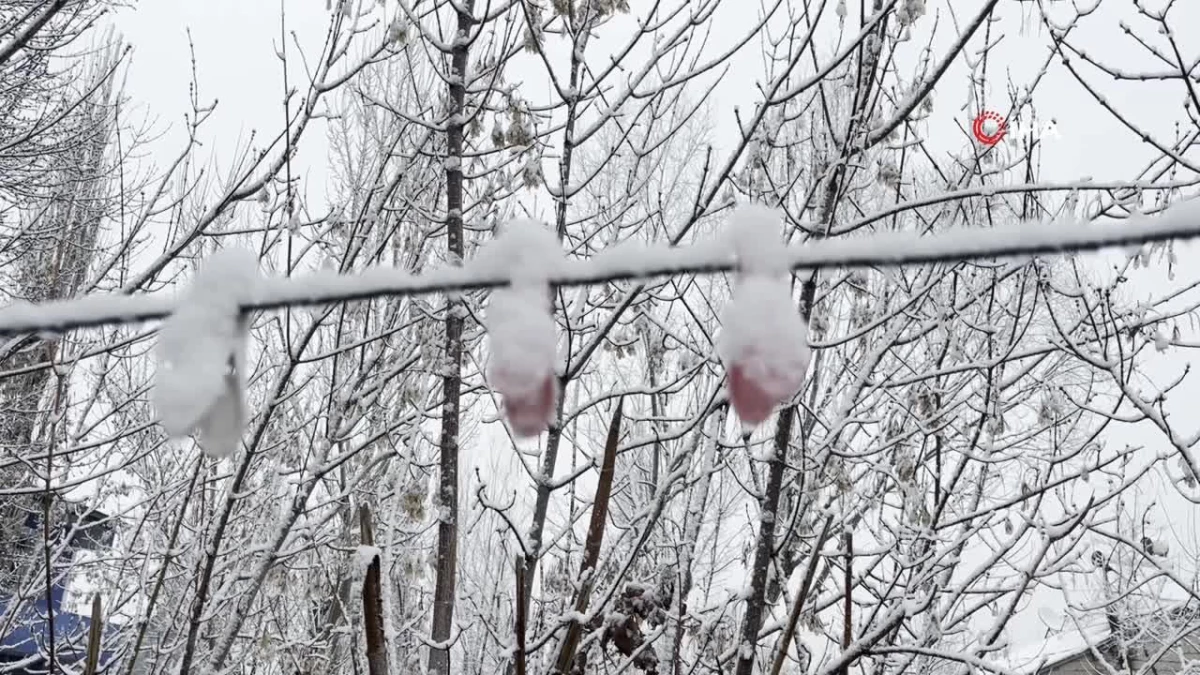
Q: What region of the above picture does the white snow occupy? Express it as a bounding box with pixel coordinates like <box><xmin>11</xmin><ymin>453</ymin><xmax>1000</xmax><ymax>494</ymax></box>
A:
<box><xmin>726</xmin><ymin>203</ymin><xmax>789</xmax><ymax>276</ymax></box>
<box><xmin>717</xmin><ymin>275</ymin><xmax>811</xmax><ymax>419</ymax></box>
<box><xmin>153</xmin><ymin>248</ymin><xmax>259</xmax><ymax>459</ymax></box>
<box><xmin>3</xmin><ymin>198</ymin><xmax>1200</xmax><ymax>337</ymax></box>
<box><xmin>470</xmin><ymin>217</ymin><xmax>564</xmax><ymax>285</ymax></box>
<box><xmin>995</xmin><ymin>613</ymin><xmax>1111</xmax><ymax>675</ymax></box>
<box><xmin>715</xmin><ymin>204</ymin><xmax>811</xmax><ymax>423</ymax></box>
<box><xmin>1154</xmin><ymin>331</ymin><xmax>1170</xmax><ymax>352</ymax></box>
<box><xmin>354</xmin><ymin>544</ymin><xmax>382</xmax><ymax>575</ymax></box>
<box><xmin>484</xmin><ymin>285</ymin><xmax>558</xmax><ymax>437</ymax></box>
<box><xmin>476</xmin><ymin>218</ymin><xmax>563</xmax><ymax>436</ymax></box>
<box><xmin>485</xmin><ymin>289</ymin><xmax>556</xmax><ymax>388</ymax></box>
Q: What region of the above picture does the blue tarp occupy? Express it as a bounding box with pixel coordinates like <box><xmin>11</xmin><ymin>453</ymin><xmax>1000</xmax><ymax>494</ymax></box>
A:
<box><xmin>1</xmin><ymin>509</ymin><xmax>120</xmax><ymax>672</ymax></box>
<box><xmin>0</xmin><ymin>587</ymin><xmax>118</xmax><ymax>669</ymax></box>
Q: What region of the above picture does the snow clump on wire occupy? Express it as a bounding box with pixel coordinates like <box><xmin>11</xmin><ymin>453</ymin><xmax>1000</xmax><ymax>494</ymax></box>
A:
<box><xmin>716</xmin><ymin>204</ymin><xmax>811</xmax><ymax>426</ymax></box>
<box><xmin>477</xmin><ymin>218</ymin><xmax>564</xmax><ymax>437</ymax></box>
<box><xmin>154</xmin><ymin>248</ymin><xmax>259</xmax><ymax>458</ymax></box>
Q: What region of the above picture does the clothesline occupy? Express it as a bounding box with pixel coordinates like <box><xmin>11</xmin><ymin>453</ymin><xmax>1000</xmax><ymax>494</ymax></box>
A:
<box><xmin>1</xmin><ymin>201</ymin><xmax>1198</xmax><ymax>338</ymax></box>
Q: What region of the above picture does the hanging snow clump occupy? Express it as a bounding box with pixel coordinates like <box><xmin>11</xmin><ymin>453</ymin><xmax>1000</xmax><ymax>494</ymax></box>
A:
<box><xmin>153</xmin><ymin>248</ymin><xmax>259</xmax><ymax>458</ymax></box>
<box><xmin>717</xmin><ymin>204</ymin><xmax>811</xmax><ymax>426</ymax></box>
<box><xmin>477</xmin><ymin>218</ymin><xmax>563</xmax><ymax>438</ymax></box>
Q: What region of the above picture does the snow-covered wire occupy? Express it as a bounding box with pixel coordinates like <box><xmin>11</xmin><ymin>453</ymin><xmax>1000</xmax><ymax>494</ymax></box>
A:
<box><xmin>2</xmin><ymin>199</ymin><xmax>1199</xmax><ymax>337</ymax></box>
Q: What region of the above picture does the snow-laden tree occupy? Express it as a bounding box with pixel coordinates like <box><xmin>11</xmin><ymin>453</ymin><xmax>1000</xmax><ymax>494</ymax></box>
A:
<box><xmin>0</xmin><ymin>24</ymin><xmax>125</xmax><ymax>664</ymax></box>
<box><xmin>3</xmin><ymin>2</ymin><xmax>1200</xmax><ymax>675</ymax></box>
<box><xmin>0</xmin><ymin>2</ymin><xmax>409</xmax><ymax>673</ymax></box>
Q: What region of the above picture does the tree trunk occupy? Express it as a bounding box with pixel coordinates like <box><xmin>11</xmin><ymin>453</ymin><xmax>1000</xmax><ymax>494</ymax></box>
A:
<box><xmin>734</xmin><ymin>406</ymin><xmax>795</xmax><ymax>675</ymax></box>
<box><xmin>428</xmin><ymin>1</ymin><xmax>475</xmax><ymax>672</ymax></box>
<box><xmin>361</xmin><ymin>506</ymin><xmax>389</xmax><ymax>675</ymax></box>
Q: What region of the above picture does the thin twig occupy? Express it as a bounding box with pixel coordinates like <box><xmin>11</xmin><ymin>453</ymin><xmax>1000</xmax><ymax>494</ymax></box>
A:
<box><xmin>769</xmin><ymin>515</ymin><xmax>835</xmax><ymax>675</ymax></box>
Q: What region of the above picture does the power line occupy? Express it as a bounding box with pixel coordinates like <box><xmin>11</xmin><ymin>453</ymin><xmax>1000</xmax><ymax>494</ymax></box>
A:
<box><xmin>1</xmin><ymin>200</ymin><xmax>1198</xmax><ymax>338</ymax></box>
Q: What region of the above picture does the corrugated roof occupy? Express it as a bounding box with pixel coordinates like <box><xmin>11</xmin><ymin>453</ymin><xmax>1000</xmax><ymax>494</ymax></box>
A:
<box><xmin>996</xmin><ymin>613</ymin><xmax>1113</xmax><ymax>675</ymax></box>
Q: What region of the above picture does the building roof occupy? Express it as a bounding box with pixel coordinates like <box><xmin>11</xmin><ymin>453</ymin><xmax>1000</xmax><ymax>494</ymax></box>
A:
<box><xmin>998</xmin><ymin>613</ymin><xmax>1113</xmax><ymax>675</ymax></box>
<box><xmin>999</xmin><ymin>603</ymin><xmax>1200</xmax><ymax>675</ymax></box>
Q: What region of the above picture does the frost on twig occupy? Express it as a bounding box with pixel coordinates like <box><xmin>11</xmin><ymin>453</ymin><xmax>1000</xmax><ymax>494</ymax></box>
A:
<box><xmin>153</xmin><ymin>248</ymin><xmax>260</xmax><ymax>458</ymax></box>
<box><xmin>478</xmin><ymin>219</ymin><xmax>564</xmax><ymax>437</ymax></box>
<box><xmin>717</xmin><ymin>205</ymin><xmax>811</xmax><ymax>426</ymax></box>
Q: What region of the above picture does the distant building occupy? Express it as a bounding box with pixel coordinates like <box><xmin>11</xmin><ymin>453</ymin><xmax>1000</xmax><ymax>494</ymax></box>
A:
<box><xmin>1017</xmin><ymin>606</ymin><xmax>1200</xmax><ymax>675</ymax></box>
<box><xmin>0</xmin><ymin>502</ymin><xmax>119</xmax><ymax>674</ymax></box>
